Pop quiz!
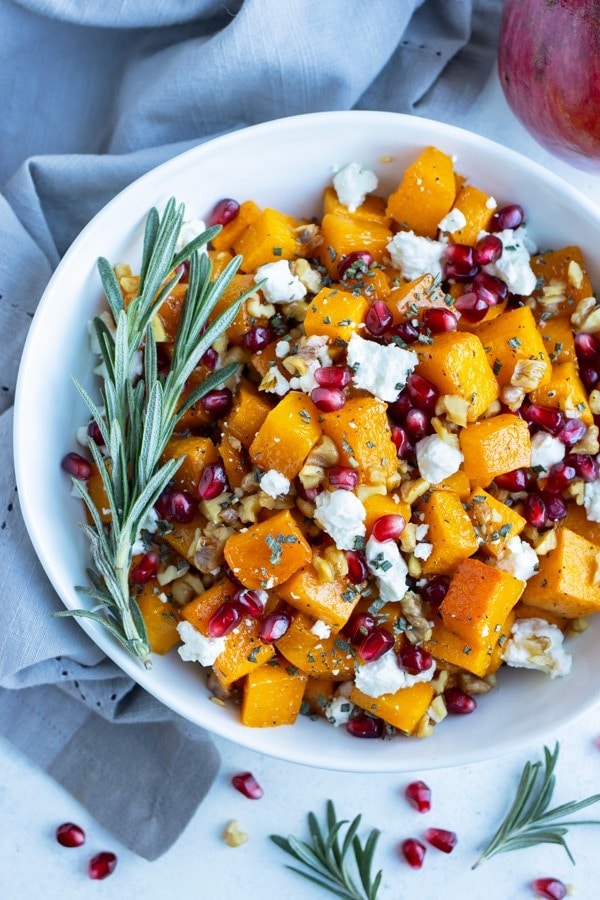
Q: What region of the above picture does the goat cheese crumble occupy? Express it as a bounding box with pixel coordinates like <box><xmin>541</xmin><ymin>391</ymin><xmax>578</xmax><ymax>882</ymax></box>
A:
<box><xmin>583</xmin><ymin>479</ymin><xmax>600</xmax><ymax>522</ymax></box>
<box><xmin>260</xmin><ymin>469</ymin><xmax>290</xmax><ymax>498</ymax></box>
<box><xmin>496</xmin><ymin>535</ymin><xmax>539</xmax><ymax>582</ymax></box>
<box><xmin>332</xmin><ymin>162</ymin><xmax>378</xmax><ymax>212</ymax></box>
<box><xmin>347</xmin><ymin>332</ymin><xmax>418</xmax><ymax>402</ymax></box>
<box><xmin>482</xmin><ymin>226</ymin><xmax>537</xmax><ymax>296</ymax></box>
<box><xmin>530</xmin><ymin>432</ymin><xmax>565</xmax><ymax>475</ymax></box>
<box><xmin>438</xmin><ymin>208</ymin><xmax>467</xmax><ymax>233</ymax></box>
<box><xmin>387</xmin><ymin>231</ymin><xmax>445</xmax><ymax>281</ymax></box>
<box><xmin>415</xmin><ymin>433</ymin><xmax>463</xmax><ymax>484</ymax></box>
<box><xmin>254</xmin><ymin>259</ymin><xmax>307</xmax><ymax>304</ymax></box>
<box><xmin>502</xmin><ymin>617</ymin><xmax>572</xmax><ymax>678</ymax></box>
<box><xmin>366</xmin><ymin>535</ymin><xmax>408</xmax><ymax>602</ymax></box>
<box><xmin>314</xmin><ymin>489</ymin><xmax>366</xmax><ymax>551</ymax></box>
<box><xmin>354</xmin><ymin>649</ymin><xmax>436</xmax><ymax>699</ymax></box>
<box><xmin>177</xmin><ymin>621</ymin><xmax>226</xmax><ymax>666</ymax></box>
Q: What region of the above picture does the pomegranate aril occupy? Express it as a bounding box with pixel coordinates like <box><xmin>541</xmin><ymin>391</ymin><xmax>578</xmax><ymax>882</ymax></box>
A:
<box><xmin>295</xmin><ymin>480</ymin><xmax>323</xmax><ymax>502</ymax></box>
<box><xmin>523</xmin><ymin>493</ymin><xmax>548</xmax><ymax>528</ymax></box>
<box><xmin>556</xmin><ymin>417</ymin><xmax>587</xmax><ymax>446</ymax></box>
<box><xmin>327</xmin><ymin>465</ymin><xmax>359</xmax><ymax>491</ymax></box>
<box><xmin>88</xmin><ymin>851</ymin><xmax>117</xmax><ymax>880</ymax></box>
<box><xmin>445</xmin><ymin>687</ymin><xmax>477</xmax><ymax>714</ymax></box>
<box><xmin>314</xmin><ymin>365</ymin><xmax>351</xmax><ymax>389</ymax></box>
<box><xmin>574</xmin><ymin>331</ymin><xmax>600</xmax><ymax>360</ymax></box>
<box><xmin>310</xmin><ymin>386</ymin><xmax>346</xmax><ymax>412</ymax></box>
<box><xmin>421</xmin><ymin>307</ymin><xmax>458</xmax><ymax>333</ymax></box>
<box><xmin>202</xmin><ymin>387</ymin><xmax>233</xmax><ymax>417</ymax></box>
<box><xmin>542</xmin><ymin>492</ymin><xmax>567</xmax><ymax>522</ymax></box>
<box><xmin>371</xmin><ymin>514</ymin><xmax>406</xmax><ymax>542</ymax></box>
<box><xmin>405</xmin><ymin>780</ymin><xmax>431</xmax><ymax>813</ymax></box>
<box><xmin>472</xmin><ymin>271</ymin><xmax>508</xmax><ymax>305</ymax></box>
<box><xmin>444</xmin><ymin>242</ymin><xmax>477</xmax><ymax>274</ymax></box>
<box><xmin>338</xmin><ymin>250</ymin><xmax>374</xmax><ymax>279</ymax></box>
<box><xmin>87</xmin><ymin>420</ymin><xmax>105</xmax><ymax>445</ymax></box>
<box><xmin>200</xmin><ymin>346</ymin><xmax>219</xmax><ymax>371</ymax></box>
<box><xmin>130</xmin><ymin>551</ymin><xmax>160</xmax><ymax>586</ymax></box>
<box><xmin>365</xmin><ymin>300</ymin><xmax>393</xmax><ymax>336</ymax></box>
<box><xmin>208</xmin><ymin>601</ymin><xmax>242</xmax><ymax>637</ymax></box>
<box><xmin>197</xmin><ymin>463</ymin><xmax>228</xmax><ymax>500</ymax></box>
<box><xmin>357</xmin><ymin>625</ymin><xmax>395</xmax><ymax>662</ymax></box>
<box><xmin>494</xmin><ymin>467</ymin><xmax>530</xmax><ymax>491</ymax></box>
<box><xmin>345</xmin><ymin>714</ymin><xmax>385</xmax><ymax>738</ymax></box>
<box><xmin>531</xmin><ymin>877</ymin><xmax>567</xmax><ymax>900</ymax></box>
<box><xmin>56</xmin><ymin>822</ymin><xmax>86</xmax><ymax>848</ymax></box>
<box><xmin>424</xmin><ymin>827</ymin><xmax>457</xmax><ymax>854</ymax></box>
<box><xmin>387</xmin><ymin>320</ymin><xmax>419</xmax><ymax>346</ymax></box>
<box><xmin>474</xmin><ymin>233</ymin><xmax>503</xmax><ymax>265</ymax></box>
<box><xmin>169</xmin><ymin>490</ymin><xmax>198</xmax><ymax>523</ymax></box>
<box><xmin>233</xmin><ymin>588</ymin><xmax>267</xmax><ymax>618</ymax></box>
<box><xmin>406</xmin><ymin>373</ymin><xmax>440</xmax><ymax>412</ymax></box>
<box><xmin>209</xmin><ymin>198</ymin><xmax>240</xmax><ymax>227</ymax></box>
<box><xmin>580</xmin><ymin>362</ymin><xmax>600</xmax><ymax>392</ymax></box>
<box><xmin>388</xmin><ymin>391</ymin><xmax>414</xmax><ymax>421</ymax></box>
<box><xmin>398</xmin><ymin>645</ymin><xmax>434</xmax><ymax>675</ymax></box>
<box><xmin>346</xmin><ymin>612</ymin><xmax>376</xmax><ymax>644</ymax></box>
<box><xmin>345</xmin><ymin>550</ymin><xmax>368</xmax><ymax>584</ymax></box>
<box><xmin>420</xmin><ymin>575</ymin><xmax>449</xmax><ymax>606</ymax></box>
<box><xmin>391</xmin><ymin>425</ymin><xmax>413</xmax><ymax>460</ymax></box>
<box><xmin>260</xmin><ymin>611</ymin><xmax>291</xmax><ymax>643</ymax></box>
<box><xmin>566</xmin><ymin>452</ymin><xmax>600</xmax><ymax>482</ymax></box>
<box><xmin>61</xmin><ymin>452</ymin><xmax>92</xmax><ymax>480</ymax></box>
<box><xmin>243</xmin><ymin>325</ymin><xmax>271</xmax><ymax>353</ymax></box>
<box><xmin>231</xmin><ymin>771</ymin><xmax>264</xmax><ymax>800</ymax></box>
<box><xmin>404</xmin><ymin>408</ymin><xmax>431</xmax><ymax>440</ymax></box>
<box><xmin>489</xmin><ymin>203</ymin><xmax>524</xmax><ymax>232</ymax></box>
<box><xmin>454</xmin><ymin>291</ymin><xmax>489</xmax><ymax>322</ymax></box>
<box><xmin>544</xmin><ymin>462</ymin><xmax>577</xmax><ymax>493</ymax></box>
<box><xmin>400</xmin><ymin>837</ymin><xmax>427</xmax><ymax>869</ymax></box>
<box><xmin>522</xmin><ymin>403</ymin><xmax>565</xmax><ymax>435</ymax></box>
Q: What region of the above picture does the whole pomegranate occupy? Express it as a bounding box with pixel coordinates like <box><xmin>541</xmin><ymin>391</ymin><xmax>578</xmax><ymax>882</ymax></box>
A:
<box><xmin>498</xmin><ymin>0</ymin><xmax>600</xmax><ymax>170</ymax></box>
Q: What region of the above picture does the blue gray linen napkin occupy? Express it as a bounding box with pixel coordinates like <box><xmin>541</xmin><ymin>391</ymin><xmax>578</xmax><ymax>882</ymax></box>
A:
<box><xmin>0</xmin><ymin>0</ymin><xmax>502</xmax><ymax>859</ymax></box>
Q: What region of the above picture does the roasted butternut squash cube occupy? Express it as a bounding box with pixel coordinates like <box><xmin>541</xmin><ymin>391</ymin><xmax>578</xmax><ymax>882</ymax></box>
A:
<box><xmin>459</xmin><ymin>414</ymin><xmax>531</xmax><ymax>486</ymax></box>
<box><xmin>362</xmin><ymin>492</ymin><xmax>411</xmax><ymax>533</ymax></box>
<box><xmin>439</xmin><ymin>558</ymin><xmax>524</xmax><ymax>648</ymax></box>
<box><xmin>214</xmin><ymin>618</ymin><xmax>276</xmax><ymax>686</ymax></box>
<box><xmin>386</xmin><ymin>273</ymin><xmax>448</xmax><ymax>324</ymax></box>
<box><xmin>210</xmin><ymin>200</ymin><xmax>261</xmax><ymax>252</ymax></box>
<box><xmin>349</xmin><ymin>682</ymin><xmax>435</xmax><ymax>734</ymax></box>
<box><xmin>223</xmin><ymin>378</ymin><xmax>274</xmax><ymax>450</ymax></box>
<box><xmin>275</xmin><ymin>612</ymin><xmax>356</xmax><ymax>679</ymax></box>
<box><xmin>153</xmin><ymin>282</ymin><xmax>187</xmax><ymax>342</ymax></box>
<box><xmin>162</xmin><ymin>518</ymin><xmax>205</xmax><ymax>564</ymax></box>
<box><xmin>207</xmin><ymin>272</ymin><xmax>259</xmax><ymax>345</ymax></box>
<box><xmin>529</xmin><ymin>360</ymin><xmax>593</xmax><ymax>425</ymax></box>
<box><xmin>561</xmin><ymin>502</ymin><xmax>600</xmax><ymax>547</ymax></box>
<box><xmin>475</xmin><ymin>305</ymin><xmax>552</xmax><ymax>389</ymax></box>
<box><xmin>465</xmin><ymin>487</ymin><xmax>526</xmax><ymax>558</ymax></box>
<box><xmin>538</xmin><ymin>313</ymin><xmax>576</xmax><ymax>365</ymax></box>
<box><xmin>181</xmin><ymin>578</ymin><xmax>237</xmax><ymax>634</ymax></box>
<box><xmin>486</xmin><ymin>609</ymin><xmax>517</xmax><ymax>675</ymax></box>
<box><xmin>136</xmin><ymin>581</ymin><xmax>180</xmax><ymax>655</ymax></box>
<box><xmin>414</xmin><ymin>331</ymin><xmax>499</xmax><ymax>422</ymax></box>
<box><xmin>424</xmin><ymin>618</ymin><xmax>496</xmax><ymax>677</ymax></box>
<box><xmin>320</xmin><ymin>396</ymin><xmax>398</xmax><ymax>484</ymax></box>
<box><xmin>277</xmin><ymin>565</ymin><xmax>361</xmax><ymax>632</ymax></box>
<box><xmin>302</xmin><ymin>676</ymin><xmax>336</xmax><ymax>716</ymax></box>
<box><xmin>522</xmin><ymin>527</ymin><xmax>600</xmax><ymax>617</ymax></box>
<box><xmin>446</xmin><ymin>184</ymin><xmax>495</xmax><ymax>245</ymax></box>
<box><xmin>160</xmin><ymin>435</ymin><xmax>219</xmax><ymax>494</ymax></box>
<box><xmin>223</xmin><ymin>509</ymin><xmax>312</xmax><ymax>590</ymax></box>
<box><xmin>436</xmin><ymin>468</ymin><xmax>471</xmax><ymax>499</ymax></box>
<box><xmin>531</xmin><ymin>245</ymin><xmax>593</xmax><ymax>315</ymax></box>
<box><xmin>240</xmin><ymin>657</ymin><xmax>307</xmax><ymax>727</ymax></box>
<box><xmin>234</xmin><ymin>207</ymin><xmax>303</xmax><ymax>271</ymax></box>
<box><xmin>418</xmin><ymin>489</ymin><xmax>479</xmax><ymax>575</ymax></box>
<box><xmin>303</xmin><ymin>286</ymin><xmax>369</xmax><ymax>343</ymax></box>
<box><xmin>218</xmin><ymin>432</ymin><xmax>250</xmax><ymax>490</ymax></box>
<box><xmin>86</xmin><ymin>462</ymin><xmax>112</xmax><ymax>524</ymax></box>
<box><xmin>512</xmin><ymin>602</ymin><xmax>567</xmax><ymax>631</ymax></box>
<box><xmin>317</xmin><ymin>212</ymin><xmax>393</xmax><ymax>278</ymax></box>
<box><xmin>322</xmin><ymin>186</ymin><xmax>390</xmax><ymax>225</ymax></box>
<box><xmin>249</xmin><ymin>390</ymin><xmax>322</xmax><ymax>479</ymax></box>
<box><xmin>386</xmin><ymin>146</ymin><xmax>456</xmax><ymax>238</ymax></box>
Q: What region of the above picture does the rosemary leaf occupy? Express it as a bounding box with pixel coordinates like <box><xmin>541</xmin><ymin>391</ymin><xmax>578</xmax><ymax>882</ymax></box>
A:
<box><xmin>473</xmin><ymin>743</ymin><xmax>600</xmax><ymax>867</ymax></box>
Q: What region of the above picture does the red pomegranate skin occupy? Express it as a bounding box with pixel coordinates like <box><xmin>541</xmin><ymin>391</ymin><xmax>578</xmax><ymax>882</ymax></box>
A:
<box><xmin>498</xmin><ymin>0</ymin><xmax>600</xmax><ymax>170</ymax></box>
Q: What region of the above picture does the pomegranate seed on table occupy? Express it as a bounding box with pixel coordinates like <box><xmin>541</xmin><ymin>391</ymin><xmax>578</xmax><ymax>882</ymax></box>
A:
<box><xmin>494</xmin><ymin>467</ymin><xmax>530</xmax><ymax>491</ymax></box>
<box><xmin>259</xmin><ymin>611</ymin><xmax>292</xmax><ymax>643</ymax></box>
<box><xmin>130</xmin><ymin>551</ymin><xmax>160</xmax><ymax>586</ymax></box>
<box><xmin>454</xmin><ymin>291</ymin><xmax>489</xmax><ymax>322</ymax></box>
<box><xmin>243</xmin><ymin>325</ymin><xmax>271</xmax><ymax>352</ymax></box>
<box><xmin>345</xmin><ymin>714</ymin><xmax>385</xmax><ymax>738</ymax></box>
<box><xmin>371</xmin><ymin>514</ymin><xmax>406</xmax><ymax>542</ymax></box>
<box><xmin>208</xmin><ymin>198</ymin><xmax>240</xmax><ymax>227</ymax></box>
<box><xmin>356</xmin><ymin>625</ymin><xmax>395</xmax><ymax>662</ymax></box>
<box><xmin>424</xmin><ymin>827</ymin><xmax>457</xmax><ymax>853</ymax></box>
<box><xmin>55</xmin><ymin>822</ymin><xmax>86</xmax><ymax>847</ymax></box>
<box><xmin>88</xmin><ymin>851</ymin><xmax>117</xmax><ymax>880</ymax></box>
<box><xmin>346</xmin><ymin>612</ymin><xmax>376</xmax><ymax>644</ymax></box>
<box><xmin>398</xmin><ymin>645</ymin><xmax>434</xmax><ymax>675</ymax></box>
<box><xmin>345</xmin><ymin>550</ymin><xmax>369</xmax><ymax>584</ymax></box>
<box><xmin>556</xmin><ymin>417</ymin><xmax>587</xmax><ymax>446</ymax></box>
<box><xmin>472</xmin><ymin>271</ymin><xmax>508</xmax><ymax>305</ymax></box>
<box><xmin>197</xmin><ymin>463</ymin><xmax>229</xmax><ymax>500</ymax></box>
<box><xmin>310</xmin><ymin>386</ymin><xmax>346</xmax><ymax>412</ymax></box>
<box><xmin>474</xmin><ymin>233</ymin><xmax>504</xmax><ymax>265</ymax></box>
<box><xmin>444</xmin><ymin>687</ymin><xmax>477</xmax><ymax>714</ymax></box>
<box><xmin>405</xmin><ymin>780</ymin><xmax>432</xmax><ymax>813</ymax></box>
<box><xmin>365</xmin><ymin>300</ymin><xmax>393</xmax><ymax>336</ymax></box>
<box><xmin>566</xmin><ymin>452</ymin><xmax>600</xmax><ymax>482</ymax></box>
<box><xmin>531</xmin><ymin>877</ymin><xmax>567</xmax><ymax>900</ymax></box>
<box><xmin>489</xmin><ymin>203</ymin><xmax>524</xmax><ymax>232</ymax></box>
<box><xmin>421</xmin><ymin>307</ymin><xmax>457</xmax><ymax>333</ymax></box>
<box><xmin>208</xmin><ymin>601</ymin><xmax>242</xmax><ymax>637</ymax></box>
<box><xmin>403</xmin><ymin>408</ymin><xmax>431</xmax><ymax>440</ymax></box>
<box><xmin>338</xmin><ymin>250</ymin><xmax>374</xmax><ymax>279</ymax></box>
<box><xmin>574</xmin><ymin>331</ymin><xmax>600</xmax><ymax>360</ymax></box>
<box><xmin>406</xmin><ymin>373</ymin><xmax>439</xmax><ymax>412</ymax></box>
<box><xmin>523</xmin><ymin>493</ymin><xmax>548</xmax><ymax>528</ymax></box>
<box><xmin>60</xmin><ymin>452</ymin><xmax>92</xmax><ymax>480</ymax></box>
<box><xmin>400</xmin><ymin>837</ymin><xmax>427</xmax><ymax>868</ymax></box>
<box><xmin>314</xmin><ymin>365</ymin><xmax>351</xmax><ymax>389</ymax></box>
<box><xmin>231</xmin><ymin>771</ymin><xmax>264</xmax><ymax>800</ymax></box>
<box><xmin>391</xmin><ymin>425</ymin><xmax>413</xmax><ymax>460</ymax></box>
<box><xmin>233</xmin><ymin>588</ymin><xmax>267</xmax><ymax>618</ymax></box>
<box><xmin>420</xmin><ymin>575</ymin><xmax>449</xmax><ymax>606</ymax></box>
<box><xmin>522</xmin><ymin>403</ymin><xmax>565</xmax><ymax>435</ymax></box>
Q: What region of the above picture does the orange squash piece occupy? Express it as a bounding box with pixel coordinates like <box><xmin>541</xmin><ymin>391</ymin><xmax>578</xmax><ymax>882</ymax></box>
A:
<box><xmin>349</xmin><ymin>682</ymin><xmax>435</xmax><ymax>735</ymax></box>
<box><xmin>522</xmin><ymin>527</ymin><xmax>600</xmax><ymax>618</ymax></box>
<box><xmin>277</xmin><ymin>564</ymin><xmax>361</xmax><ymax>632</ymax></box>
<box><xmin>459</xmin><ymin>413</ymin><xmax>531</xmax><ymax>486</ymax></box>
<box><xmin>386</xmin><ymin>146</ymin><xmax>456</xmax><ymax>238</ymax></box>
<box><xmin>386</xmin><ymin>273</ymin><xmax>448</xmax><ymax>324</ymax></box>
<box><xmin>538</xmin><ymin>313</ymin><xmax>576</xmax><ymax>365</ymax></box>
<box><xmin>424</xmin><ymin>617</ymin><xmax>497</xmax><ymax>678</ymax></box>
<box><xmin>303</xmin><ymin>286</ymin><xmax>369</xmax><ymax>343</ymax></box>
<box><xmin>218</xmin><ymin>432</ymin><xmax>250</xmax><ymax>490</ymax></box>
<box><xmin>475</xmin><ymin>305</ymin><xmax>552</xmax><ymax>388</ymax></box>
<box><xmin>136</xmin><ymin>581</ymin><xmax>180</xmax><ymax>655</ymax></box>
<box><xmin>465</xmin><ymin>487</ymin><xmax>526</xmax><ymax>558</ymax></box>
<box><xmin>561</xmin><ymin>502</ymin><xmax>600</xmax><ymax>547</ymax></box>
<box><xmin>531</xmin><ymin>245</ymin><xmax>593</xmax><ymax>316</ymax></box>
<box><xmin>241</xmin><ymin>657</ymin><xmax>308</xmax><ymax>727</ymax></box>
<box><xmin>302</xmin><ymin>676</ymin><xmax>336</xmax><ymax>716</ymax></box>
<box><xmin>234</xmin><ymin>207</ymin><xmax>304</xmax><ymax>271</ymax></box>
<box><xmin>447</xmin><ymin>184</ymin><xmax>495</xmax><ymax>245</ymax></box>
<box><xmin>213</xmin><ymin>619</ymin><xmax>276</xmax><ymax>686</ymax></box>
<box><xmin>275</xmin><ymin>612</ymin><xmax>356</xmax><ymax>679</ymax></box>
<box><xmin>362</xmin><ymin>493</ymin><xmax>411</xmax><ymax>533</ymax></box>
<box><xmin>529</xmin><ymin>360</ymin><xmax>593</xmax><ymax>425</ymax></box>
<box><xmin>223</xmin><ymin>509</ymin><xmax>312</xmax><ymax>589</ymax></box>
<box><xmin>181</xmin><ymin>578</ymin><xmax>237</xmax><ymax>633</ymax></box>
<box><xmin>249</xmin><ymin>390</ymin><xmax>322</xmax><ymax>479</ymax></box>
<box><xmin>160</xmin><ymin>435</ymin><xmax>219</xmax><ymax>494</ymax></box>
<box><xmin>223</xmin><ymin>378</ymin><xmax>274</xmax><ymax>450</ymax></box>
<box><xmin>317</xmin><ymin>212</ymin><xmax>392</xmax><ymax>279</ymax></box>
<box><xmin>320</xmin><ymin>396</ymin><xmax>398</xmax><ymax>483</ymax></box>
<box><xmin>210</xmin><ymin>200</ymin><xmax>261</xmax><ymax>252</ymax></box>
<box><xmin>322</xmin><ymin>186</ymin><xmax>390</xmax><ymax>225</ymax></box>
<box><xmin>418</xmin><ymin>489</ymin><xmax>479</xmax><ymax>575</ymax></box>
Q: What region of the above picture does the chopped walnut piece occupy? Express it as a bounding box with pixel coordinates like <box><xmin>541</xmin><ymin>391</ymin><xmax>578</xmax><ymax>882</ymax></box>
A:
<box><xmin>500</xmin><ymin>384</ymin><xmax>525</xmax><ymax>411</ymax></box>
<box><xmin>415</xmin><ymin>714</ymin><xmax>435</xmax><ymax>738</ymax></box>
<box><xmin>435</xmin><ymin>394</ymin><xmax>470</xmax><ymax>428</ymax></box>
<box><xmin>246</xmin><ymin>293</ymin><xmax>275</xmax><ymax>320</ymax></box>
<box><xmin>572</xmin><ymin>424</ymin><xmax>600</xmax><ymax>455</ymax></box>
<box><xmin>571</xmin><ymin>296</ymin><xmax>600</xmax><ymax>332</ymax></box>
<box><xmin>400</xmin><ymin>477</ymin><xmax>430</xmax><ymax>505</ymax></box>
<box><xmin>510</xmin><ymin>358</ymin><xmax>549</xmax><ymax>392</ymax></box>
<box><xmin>538</xmin><ymin>278</ymin><xmax>566</xmax><ymax>307</ymax></box>
<box><xmin>305</xmin><ymin>435</ymin><xmax>340</xmax><ymax>468</ymax></box>
<box><xmin>222</xmin><ymin>820</ymin><xmax>248</xmax><ymax>847</ymax></box>
<box><xmin>533</xmin><ymin>528</ymin><xmax>557</xmax><ymax>556</ymax></box>
<box><xmin>428</xmin><ymin>695</ymin><xmax>448</xmax><ymax>724</ymax></box>
<box><xmin>290</xmin><ymin>257</ymin><xmax>322</xmax><ymax>293</ymax></box>
<box><xmin>567</xmin><ymin>259</ymin><xmax>584</xmax><ymax>290</ymax></box>
<box><xmin>458</xmin><ymin>672</ymin><xmax>494</xmax><ymax>695</ymax></box>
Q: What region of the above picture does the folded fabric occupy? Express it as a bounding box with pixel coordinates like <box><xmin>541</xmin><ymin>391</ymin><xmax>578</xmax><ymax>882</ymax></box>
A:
<box><xmin>0</xmin><ymin>0</ymin><xmax>503</xmax><ymax>859</ymax></box>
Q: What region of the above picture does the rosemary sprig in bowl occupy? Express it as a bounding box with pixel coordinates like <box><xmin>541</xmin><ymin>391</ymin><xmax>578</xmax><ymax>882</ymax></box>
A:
<box><xmin>56</xmin><ymin>199</ymin><xmax>254</xmax><ymax>668</ymax></box>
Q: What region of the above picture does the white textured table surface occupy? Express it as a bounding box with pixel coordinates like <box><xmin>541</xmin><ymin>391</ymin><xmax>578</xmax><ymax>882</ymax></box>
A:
<box><xmin>3</xmin><ymin>71</ymin><xmax>600</xmax><ymax>900</ymax></box>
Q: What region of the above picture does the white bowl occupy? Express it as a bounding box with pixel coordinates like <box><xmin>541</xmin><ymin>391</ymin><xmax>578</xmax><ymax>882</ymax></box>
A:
<box><xmin>14</xmin><ymin>110</ymin><xmax>600</xmax><ymax>772</ymax></box>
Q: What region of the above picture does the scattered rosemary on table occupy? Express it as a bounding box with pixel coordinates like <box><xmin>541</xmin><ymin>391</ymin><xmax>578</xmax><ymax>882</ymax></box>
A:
<box><xmin>473</xmin><ymin>742</ymin><xmax>600</xmax><ymax>867</ymax></box>
<box><xmin>270</xmin><ymin>799</ymin><xmax>383</xmax><ymax>900</ymax></box>
<box><xmin>56</xmin><ymin>198</ymin><xmax>253</xmax><ymax>668</ymax></box>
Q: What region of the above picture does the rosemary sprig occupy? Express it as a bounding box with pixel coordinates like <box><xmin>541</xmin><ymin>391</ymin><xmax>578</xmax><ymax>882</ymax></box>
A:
<box><xmin>473</xmin><ymin>742</ymin><xmax>600</xmax><ymax>867</ymax></box>
<box><xmin>56</xmin><ymin>199</ymin><xmax>255</xmax><ymax>668</ymax></box>
<box><xmin>270</xmin><ymin>799</ymin><xmax>383</xmax><ymax>900</ymax></box>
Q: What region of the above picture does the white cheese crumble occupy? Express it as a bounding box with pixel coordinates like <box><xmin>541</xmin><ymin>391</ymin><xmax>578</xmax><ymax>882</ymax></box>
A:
<box><xmin>366</xmin><ymin>535</ymin><xmax>409</xmax><ymax>602</ymax></box>
<box><xmin>324</xmin><ymin>684</ymin><xmax>356</xmax><ymax>726</ymax></box>
<box><xmin>413</xmin><ymin>541</ymin><xmax>433</xmax><ymax>560</ymax></box>
<box><xmin>346</xmin><ymin>333</ymin><xmax>418</xmax><ymax>403</ymax></box>
<box><xmin>177</xmin><ymin>621</ymin><xmax>226</xmax><ymax>666</ymax></box>
<box><xmin>583</xmin><ymin>480</ymin><xmax>600</xmax><ymax>522</ymax></box>
<box><xmin>485</xmin><ymin>196</ymin><xmax>497</xmax><ymax>210</ymax></box>
<box><xmin>130</xmin><ymin>505</ymin><xmax>159</xmax><ymax>555</ymax></box>
<box><xmin>275</xmin><ymin>340</ymin><xmax>291</xmax><ymax>359</ymax></box>
<box><xmin>354</xmin><ymin>650</ymin><xmax>436</xmax><ymax>699</ymax></box>
<box><xmin>314</xmin><ymin>489</ymin><xmax>366</xmax><ymax>551</ymax></box>
<box><xmin>530</xmin><ymin>432</ymin><xmax>565</xmax><ymax>475</ymax></box>
<box><xmin>332</xmin><ymin>162</ymin><xmax>378</xmax><ymax>212</ymax></box>
<box><xmin>387</xmin><ymin>231</ymin><xmax>446</xmax><ymax>281</ymax></box>
<box><xmin>263</xmin><ymin>365</ymin><xmax>290</xmax><ymax>396</ymax></box>
<box><xmin>482</xmin><ymin>226</ymin><xmax>537</xmax><ymax>296</ymax></box>
<box><xmin>438</xmin><ymin>208</ymin><xmax>467</xmax><ymax>233</ymax></box>
<box><xmin>415</xmin><ymin>433</ymin><xmax>463</xmax><ymax>484</ymax></box>
<box><xmin>260</xmin><ymin>469</ymin><xmax>291</xmax><ymax>498</ymax></box>
<box><xmin>254</xmin><ymin>259</ymin><xmax>307</xmax><ymax>304</ymax></box>
<box><xmin>176</xmin><ymin>216</ymin><xmax>209</xmax><ymax>253</ymax></box>
<box><xmin>496</xmin><ymin>535</ymin><xmax>539</xmax><ymax>582</ymax></box>
<box><xmin>310</xmin><ymin>619</ymin><xmax>332</xmax><ymax>640</ymax></box>
<box><xmin>502</xmin><ymin>617</ymin><xmax>572</xmax><ymax>678</ymax></box>
<box><xmin>289</xmin><ymin>335</ymin><xmax>332</xmax><ymax>393</ymax></box>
